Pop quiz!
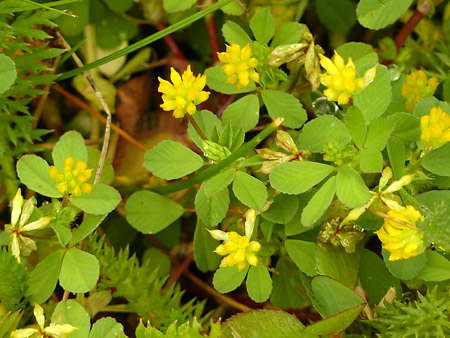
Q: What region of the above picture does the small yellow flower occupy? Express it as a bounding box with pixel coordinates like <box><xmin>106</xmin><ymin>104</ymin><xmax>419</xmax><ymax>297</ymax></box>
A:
<box><xmin>11</xmin><ymin>303</ymin><xmax>77</xmax><ymax>338</ymax></box>
<box><xmin>375</xmin><ymin>205</ymin><xmax>425</xmax><ymax>261</ymax></box>
<box><xmin>420</xmin><ymin>107</ymin><xmax>450</xmax><ymax>150</ymax></box>
<box><xmin>158</xmin><ymin>65</ymin><xmax>210</xmax><ymax>118</ymax></box>
<box><xmin>5</xmin><ymin>189</ymin><xmax>53</xmax><ymax>263</ymax></box>
<box><xmin>49</xmin><ymin>156</ymin><xmax>93</xmax><ymax>197</ymax></box>
<box><xmin>217</xmin><ymin>43</ymin><xmax>260</xmax><ymax>90</ymax></box>
<box><xmin>401</xmin><ymin>70</ymin><xmax>439</xmax><ymax>111</ymax></box>
<box><xmin>211</xmin><ymin>231</ymin><xmax>261</xmax><ymax>271</ymax></box>
<box><xmin>319</xmin><ymin>51</ymin><xmax>376</xmax><ymax>105</ymax></box>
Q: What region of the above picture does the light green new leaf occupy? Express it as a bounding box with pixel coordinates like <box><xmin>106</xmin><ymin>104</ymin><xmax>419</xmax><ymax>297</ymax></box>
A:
<box><xmin>222</xmin><ymin>20</ymin><xmax>252</xmax><ymax>45</ymax></box>
<box><xmin>143</xmin><ymin>140</ymin><xmax>204</xmax><ymax>180</ymax></box>
<box><xmin>359</xmin><ymin>249</ymin><xmax>401</xmax><ymax>305</ymax></box>
<box><xmin>51</xmin><ymin>223</ymin><xmax>72</xmax><ymax>247</ymax></box>
<box><xmin>52</xmin><ymin>131</ymin><xmax>88</xmax><ymax>171</ymax></box>
<box><xmin>164</xmin><ymin>0</ymin><xmax>196</xmax><ymax>13</ymax></box>
<box><xmin>222</xmin><ymin>94</ymin><xmax>259</xmax><ymax>133</ymax></box>
<box><xmin>285</xmin><ymin>240</ymin><xmax>316</xmax><ymax>276</ymax></box>
<box><xmin>418</xmin><ymin>250</ymin><xmax>450</xmax><ymax>282</ymax></box>
<box><xmin>17</xmin><ymin>155</ymin><xmax>62</xmax><ymax>198</ymax></box>
<box><xmin>52</xmin><ymin>300</ymin><xmax>91</xmax><ymax>338</ymax></box>
<box><xmin>298</xmin><ymin>115</ymin><xmax>351</xmax><ymax>153</ymax></box>
<box><xmin>336</xmin><ymin>166</ymin><xmax>370</xmax><ymax>207</ymax></box>
<box><xmin>387</xmin><ymin>137</ymin><xmax>406</xmax><ymax>179</ymax></box>
<box><xmin>193</xmin><ymin>220</ymin><xmax>221</xmax><ymax>272</ymax></box>
<box><xmin>70</xmin><ymin>184</ymin><xmax>121</xmax><ymax>215</ymax></box>
<box><xmin>316</xmin><ymin>0</ymin><xmax>356</xmax><ymax>33</ymax></box>
<box><xmin>336</xmin><ymin>42</ymin><xmax>378</xmax><ymax>75</ymax></box>
<box><xmin>357</xmin><ymin>0</ymin><xmax>414</xmax><ymax>29</ymax></box>
<box><xmin>261</xmin><ymin>193</ymin><xmax>298</xmax><ymax>224</ymax></box>
<box><xmin>59</xmin><ymin>248</ymin><xmax>99</xmax><ymax>293</ymax></box>
<box><xmin>302</xmin><ymin>303</ymin><xmax>364</xmax><ymax>336</ymax></box>
<box><xmin>359</xmin><ymin>148</ymin><xmax>383</xmax><ymax>173</ymax></box>
<box><xmin>206</xmin><ymin>65</ymin><xmax>256</xmax><ymax>94</ymax></box>
<box><xmin>221</xmin><ymin>1</ymin><xmax>246</xmax><ymax>15</ymax></box>
<box><xmin>26</xmin><ymin>250</ymin><xmax>64</xmax><ymax>304</ymax></box>
<box><xmin>0</xmin><ymin>54</ymin><xmax>16</xmax><ymax>94</ymax></box>
<box><xmin>89</xmin><ymin>317</ymin><xmax>124</xmax><ymax>338</ymax></box>
<box><xmin>422</xmin><ymin>143</ymin><xmax>450</xmax><ymax>176</ymax></box>
<box><xmin>261</xmin><ymin>90</ymin><xmax>307</xmax><ymax>129</ymax></box>
<box><xmin>354</xmin><ymin>65</ymin><xmax>392</xmax><ymax>122</ymax></box>
<box><xmin>213</xmin><ymin>265</ymin><xmax>248</xmax><ymax>293</ymax></box>
<box><xmin>250</xmin><ymin>8</ymin><xmax>274</xmax><ymax>44</ymax></box>
<box><xmin>187</xmin><ymin>109</ymin><xmax>222</xmax><ymax>149</ymax></box>
<box><xmin>345</xmin><ymin>106</ymin><xmax>366</xmax><ymax>149</ymax></box>
<box><xmin>246</xmin><ymin>262</ymin><xmax>272</xmax><ymax>303</ymax></box>
<box><xmin>364</xmin><ymin>118</ymin><xmax>394</xmax><ymax>151</ymax></box>
<box><xmin>382</xmin><ymin>249</ymin><xmax>427</xmax><ymax>280</ymax></box>
<box><xmin>195</xmin><ymin>185</ymin><xmax>229</xmax><ymax>226</ymax></box>
<box><xmin>302</xmin><ymin>176</ymin><xmax>336</xmax><ymax>227</ymax></box>
<box><xmin>270</xmin><ymin>161</ymin><xmax>334</xmax><ymax>195</ymax></box>
<box><xmin>232</xmin><ymin>171</ymin><xmax>268</xmax><ymax>210</ymax></box>
<box><xmin>126</xmin><ymin>190</ymin><xmax>184</xmax><ymax>233</ymax></box>
<box><xmin>203</xmin><ymin>168</ymin><xmax>236</xmax><ymax>197</ymax></box>
<box><xmin>221</xmin><ymin>310</ymin><xmax>307</xmax><ymax>338</ymax></box>
<box><xmin>271</xmin><ymin>22</ymin><xmax>303</xmax><ymax>47</ymax></box>
<box><xmin>310</xmin><ymin>275</ymin><xmax>364</xmax><ymax>318</ymax></box>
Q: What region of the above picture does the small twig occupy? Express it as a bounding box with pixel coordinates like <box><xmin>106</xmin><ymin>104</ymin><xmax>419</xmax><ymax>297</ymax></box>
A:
<box><xmin>52</xmin><ymin>85</ymin><xmax>147</xmax><ymax>152</ymax></box>
<box><xmin>62</xmin><ymin>290</ymin><xmax>70</xmax><ymax>302</ymax></box>
<box><xmin>56</xmin><ymin>32</ymin><xmax>112</xmax><ymax>184</ymax></box>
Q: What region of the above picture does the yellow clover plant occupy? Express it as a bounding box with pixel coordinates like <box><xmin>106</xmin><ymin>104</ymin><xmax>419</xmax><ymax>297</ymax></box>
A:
<box><xmin>401</xmin><ymin>70</ymin><xmax>439</xmax><ymax>111</ymax></box>
<box><xmin>420</xmin><ymin>106</ymin><xmax>450</xmax><ymax>151</ymax></box>
<box><xmin>5</xmin><ymin>189</ymin><xmax>54</xmax><ymax>263</ymax></box>
<box><xmin>158</xmin><ymin>65</ymin><xmax>210</xmax><ymax>118</ymax></box>
<box><xmin>49</xmin><ymin>155</ymin><xmax>93</xmax><ymax>197</ymax></box>
<box><xmin>209</xmin><ymin>209</ymin><xmax>261</xmax><ymax>271</ymax></box>
<box><xmin>11</xmin><ymin>303</ymin><xmax>77</xmax><ymax>338</ymax></box>
<box><xmin>319</xmin><ymin>51</ymin><xmax>376</xmax><ymax>105</ymax></box>
<box><xmin>217</xmin><ymin>43</ymin><xmax>260</xmax><ymax>90</ymax></box>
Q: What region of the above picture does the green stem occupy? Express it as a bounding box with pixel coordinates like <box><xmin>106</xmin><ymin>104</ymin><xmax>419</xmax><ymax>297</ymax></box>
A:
<box><xmin>150</xmin><ymin>118</ymin><xmax>283</xmax><ymax>195</ymax></box>
<box><xmin>58</xmin><ymin>0</ymin><xmax>234</xmax><ymax>80</ymax></box>
<box><xmin>0</xmin><ymin>134</ymin><xmax>18</xmax><ymax>201</ymax></box>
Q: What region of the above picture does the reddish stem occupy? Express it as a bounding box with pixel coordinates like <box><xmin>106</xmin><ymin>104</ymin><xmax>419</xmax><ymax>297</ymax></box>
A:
<box><xmin>205</xmin><ymin>15</ymin><xmax>220</xmax><ymax>63</ymax></box>
<box><xmin>154</xmin><ymin>21</ymin><xmax>190</xmax><ymax>69</ymax></box>
<box><xmin>165</xmin><ymin>252</ymin><xmax>194</xmax><ymax>289</ymax></box>
<box><xmin>394</xmin><ymin>10</ymin><xmax>424</xmax><ymax>52</ymax></box>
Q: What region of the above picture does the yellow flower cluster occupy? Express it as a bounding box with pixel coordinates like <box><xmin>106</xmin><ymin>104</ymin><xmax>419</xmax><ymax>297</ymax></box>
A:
<box><xmin>218</xmin><ymin>43</ymin><xmax>260</xmax><ymax>90</ymax></box>
<box><xmin>401</xmin><ymin>70</ymin><xmax>439</xmax><ymax>111</ymax></box>
<box><xmin>11</xmin><ymin>303</ymin><xmax>77</xmax><ymax>338</ymax></box>
<box><xmin>49</xmin><ymin>156</ymin><xmax>93</xmax><ymax>197</ymax></box>
<box><xmin>375</xmin><ymin>205</ymin><xmax>425</xmax><ymax>261</ymax></box>
<box><xmin>420</xmin><ymin>106</ymin><xmax>450</xmax><ymax>150</ymax></box>
<box><xmin>319</xmin><ymin>51</ymin><xmax>375</xmax><ymax>105</ymax></box>
<box><xmin>213</xmin><ymin>231</ymin><xmax>261</xmax><ymax>271</ymax></box>
<box><xmin>158</xmin><ymin>66</ymin><xmax>210</xmax><ymax>118</ymax></box>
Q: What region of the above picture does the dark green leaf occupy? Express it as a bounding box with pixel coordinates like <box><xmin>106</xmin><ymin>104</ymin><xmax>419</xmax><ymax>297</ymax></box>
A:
<box><xmin>246</xmin><ymin>262</ymin><xmax>272</xmax><ymax>303</ymax></box>
<box><xmin>261</xmin><ymin>193</ymin><xmax>298</xmax><ymax>224</ymax></box>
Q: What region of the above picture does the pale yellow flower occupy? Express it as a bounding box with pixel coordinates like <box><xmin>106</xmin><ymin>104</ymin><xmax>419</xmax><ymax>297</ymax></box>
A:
<box><xmin>49</xmin><ymin>156</ymin><xmax>92</xmax><ymax>197</ymax></box>
<box><xmin>5</xmin><ymin>189</ymin><xmax>53</xmax><ymax>263</ymax></box>
<box><xmin>217</xmin><ymin>43</ymin><xmax>260</xmax><ymax>90</ymax></box>
<box><xmin>158</xmin><ymin>65</ymin><xmax>210</xmax><ymax>118</ymax></box>
<box><xmin>401</xmin><ymin>70</ymin><xmax>439</xmax><ymax>111</ymax></box>
<box><xmin>375</xmin><ymin>205</ymin><xmax>425</xmax><ymax>261</ymax></box>
<box><xmin>420</xmin><ymin>107</ymin><xmax>450</xmax><ymax>150</ymax></box>
<box><xmin>11</xmin><ymin>303</ymin><xmax>77</xmax><ymax>338</ymax></box>
<box><xmin>319</xmin><ymin>51</ymin><xmax>376</xmax><ymax>105</ymax></box>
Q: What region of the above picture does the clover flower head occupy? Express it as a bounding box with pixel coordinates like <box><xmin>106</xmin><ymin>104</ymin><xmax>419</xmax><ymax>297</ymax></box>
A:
<box><xmin>158</xmin><ymin>65</ymin><xmax>210</xmax><ymax>118</ymax></box>
<box><xmin>217</xmin><ymin>43</ymin><xmax>260</xmax><ymax>90</ymax></box>
<box><xmin>5</xmin><ymin>189</ymin><xmax>53</xmax><ymax>263</ymax></box>
<box><xmin>11</xmin><ymin>303</ymin><xmax>77</xmax><ymax>338</ymax></box>
<box><xmin>319</xmin><ymin>51</ymin><xmax>376</xmax><ymax>105</ymax></box>
<box><xmin>49</xmin><ymin>156</ymin><xmax>93</xmax><ymax>197</ymax></box>
<box><xmin>420</xmin><ymin>107</ymin><xmax>450</xmax><ymax>150</ymax></box>
<box><xmin>401</xmin><ymin>70</ymin><xmax>439</xmax><ymax>111</ymax></box>
<box><xmin>375</xmin><ymin>205</ymin><xmax>425</xmax><ymax>261</ymax></box>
